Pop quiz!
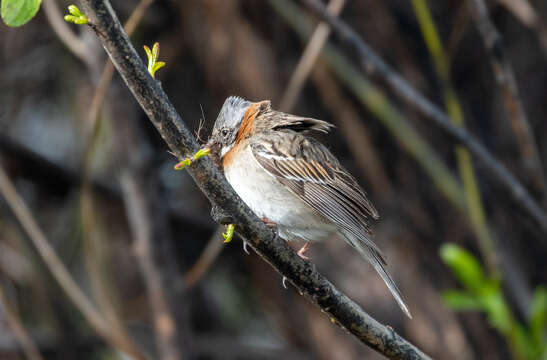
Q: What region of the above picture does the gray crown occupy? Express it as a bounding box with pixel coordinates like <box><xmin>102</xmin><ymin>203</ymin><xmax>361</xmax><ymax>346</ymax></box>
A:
<box><xmin>213</xmin><ymin>96</ymin><xmax>251</xmax><ymax>132</ymax></box>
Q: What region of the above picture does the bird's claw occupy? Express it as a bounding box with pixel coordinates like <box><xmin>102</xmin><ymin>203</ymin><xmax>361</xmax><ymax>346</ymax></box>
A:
<box><xmin>282</xmin><ymin>276</ymin><xmax>289</xmax><ymax>289</ymax></box>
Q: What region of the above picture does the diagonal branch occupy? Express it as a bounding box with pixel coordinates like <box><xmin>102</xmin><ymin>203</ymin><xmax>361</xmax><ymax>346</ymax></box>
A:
<box><xmin>469</xmin><ymin>0</ymin><xmax>546</xmax><ymax>200</ymax></box>
<box><xmin>300</xmin><ymin>0</ymin><xmax>547</xmax><ymax>235</ymax></box>
<box><xmin>77</xmin><ymin>0</ymin><xmax>431</xmax><ymax>358</ymax></box>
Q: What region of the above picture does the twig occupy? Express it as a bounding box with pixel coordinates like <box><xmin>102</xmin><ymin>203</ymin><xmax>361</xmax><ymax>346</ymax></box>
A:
<box><xmin>300</xmin><ymin>0</ymin><xmax>547</xmax><ymax>235</ymax></box>
<box><xmin>42</xmin><ymin>0</ymin><xmax>95</xmax><ymax>69</ymax></box>
<box><xmin>0</xmin><ymin>283</ymin><xmax>44</xmax><ymax>360</ymax></box>
<box><xmin>497</xmin><ymin>0</ymin><xmax>538</xmax><ymax>28</ymax></box>
<box><xmin>183</xmin><ymin>227</ymin><xmax>224</xmax><ymax>290</ymax></box>
<box><xmin>469</xmin><ymin>0</ymin><xmax>546</xmax><ymax>201</ymax></box>
<box><xmin>279</xmin><ymin>0</ymin><xmax>345</xmax><ymax>112</ymax></box>
<box><xmin>77</xmin><ymin>1</ymin><xmax>431</xmax><ymax>358</ymax></box>
<box><xmin>0</xmin><ymin>164</ymin><xmax>146</xmax><ymax>360</ymax></box>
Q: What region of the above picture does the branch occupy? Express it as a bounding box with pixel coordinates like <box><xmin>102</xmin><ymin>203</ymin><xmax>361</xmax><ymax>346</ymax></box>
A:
<box><xmin>300</xmin><ymin>0</ymin><xmax>547</xmax><ymax>235</ymax></box>
<box><xmin>469</xmin><ymin>0</ymin><xmax>546</xmax><ymax>200</ymax></box>
<box><xmin>77</xmin><ymin>1</ymin><xmax>431</xmax><ymax>358</ymax></box>
<box><xmin>183</xmin><ymin>226</ymin><xmax>224</xmax><ymax>290</ymax></box>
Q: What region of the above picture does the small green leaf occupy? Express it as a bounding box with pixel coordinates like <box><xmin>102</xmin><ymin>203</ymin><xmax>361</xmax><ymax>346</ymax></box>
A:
<box><xmin>67</xmin><ymin>5</ymin><xmax>83</xmax><ymax>17</ymax></box>
<box><xmin>529</xmin><ymin>286</ymin><xmax>547</xmax><ymax>346</ymax></box>
<box><xmin>173</xmin><ymin>158</ymin><xmax>191</xmax><ymax>170</ymax></box>
<box><xmin>480</xmin><ymin>292</ymin><xmax>513</xmax><ymax>334</ymax></box>
<box><xmin>144</xmin><ymin>42</ymin><xmax>166</xmax><ymax>78</ymax></box>
<box><xmin>1</xmin><ymin>0</ymin><xmax>42</xmax><ymax>27</ymax></box>
<box><xmin>440</xmin><ymin>243</ymin><xmax>486</xmax><ymax>293</ymax></box>
<box><xmin>63</xmin><ymin>5</ymin><xmax>87</xmax><ymax>25</ymax></box>
<box><xmin>223</xmin><ymin>224</ymin><xmax>235</xmax><ymax>243</ymax></box>
<box><xmin>442</xmin><ymin>290</ymin><xmax>483</xmax><ymax>311</ymax></box>
<box><xmin>173</xmin><ymin>148</ymin><xmax>210</xmax><ymax>170</ymax></box>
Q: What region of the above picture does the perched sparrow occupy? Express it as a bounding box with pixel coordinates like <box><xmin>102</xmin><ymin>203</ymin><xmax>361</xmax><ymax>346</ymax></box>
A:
<box><xmin>205</xmin><ymin>96</ymin><xmax>411</xmax><ymax>318</ymax></box>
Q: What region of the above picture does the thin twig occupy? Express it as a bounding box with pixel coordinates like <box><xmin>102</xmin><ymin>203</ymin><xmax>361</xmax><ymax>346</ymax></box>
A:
<box><xmin>279</xmin><ymin>0</ymin><xmax>345</xmax><ymax>112</ymax></box>
<box><xmin>77</xmin><ymin>1</ymin><xmax>431</xmax><ymax>358</ymax></box>
<box><xmin>300</xmin><ymin>0</ymin><xmax>547</xmax><ymax>235</ymax></box>
<box><xmin>42</xmin><ymin>0</ymin><xmax>95</xmax><ymax>69</ymax></box>
<box><xmin>0</xmin><ymin>283</ymin><xmax>44</xmax><ymax>360</ymax></box>
<box><xmin>469</xmin><ymin>0</ymin><xmax>546</xmax><ymax>201</ymax></box>
<box><xmin>183</xmin><ymin>227</ymin><xmax>224</xmax><ymax>290</ymax></box>
<box><xmin>0</xmin><ymin>164</ymin><xmax>146</xmax><ymax>360</ymax></box>
<box><xmin>497</xmin><ymin>0</ymin><xmax>538</xmax><ymax>28</ymax></box>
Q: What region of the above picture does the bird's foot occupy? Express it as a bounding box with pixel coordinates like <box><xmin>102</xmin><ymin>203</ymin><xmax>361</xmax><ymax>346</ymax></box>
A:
<box><xmin>297</xmin><ymin>241</ymin><xmax>312</xmax><ymax>260</ymax></box>
<box><xmin>242</xmin><ymin>241</ymin><xmax>250</xmax><ymax>255</ymax></box>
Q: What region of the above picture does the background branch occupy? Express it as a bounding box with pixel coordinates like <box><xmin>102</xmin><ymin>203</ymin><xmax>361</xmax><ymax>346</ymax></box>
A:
<box><xmin>77</xmin><ymin>0</ymin><xmax>431</xmax><ymax>358</ymax></box>
<box><xmin>469</xmin><ymin>0</ymin><xmax>546</xmax><ymax>201</ymax></box>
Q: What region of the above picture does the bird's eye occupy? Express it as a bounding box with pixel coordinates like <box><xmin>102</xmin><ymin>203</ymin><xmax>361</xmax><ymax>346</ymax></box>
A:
<box><xmin>221</xmin><ymin>129</ymin><xmax>229</xmax><ymax>138</ymax></box>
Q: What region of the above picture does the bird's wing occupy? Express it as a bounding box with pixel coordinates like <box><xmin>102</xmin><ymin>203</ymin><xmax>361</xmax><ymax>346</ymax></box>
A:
<box><xmin>251</xmin><ymin>130</ymin><xmax>411</xmax><ymax>317</ymax></box>
<box><xmin>250</xmin><ymin>130</ymin><xmax>382</xmax><ymax>256</ymax></box>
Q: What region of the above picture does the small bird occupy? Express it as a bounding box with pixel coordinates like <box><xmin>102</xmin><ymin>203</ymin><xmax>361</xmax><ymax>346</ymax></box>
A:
<box><xmin>205</xmin><ymin>96</ymin><xmax>411</xmax><ymax>318</ymax></box>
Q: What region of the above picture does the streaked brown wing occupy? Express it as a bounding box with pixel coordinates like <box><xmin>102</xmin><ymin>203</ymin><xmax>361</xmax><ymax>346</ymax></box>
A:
<box><xmin>250</xmin><ymin>130</ymin><xmax>381</xmax><ymax>252</ymax></box>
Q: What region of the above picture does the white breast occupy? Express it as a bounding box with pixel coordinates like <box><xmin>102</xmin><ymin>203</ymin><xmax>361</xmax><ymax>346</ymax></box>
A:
<box><xmin>224</xmin><ymin>144</ymin><xmax>337</xmax><ymax>242</ymax></box>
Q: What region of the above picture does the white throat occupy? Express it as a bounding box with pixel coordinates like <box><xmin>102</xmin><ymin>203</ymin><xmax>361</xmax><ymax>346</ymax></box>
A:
<box><xmin>220</xmin><ymin>144</ymin><xmax>234</xmax><ymax>159</ymax></box>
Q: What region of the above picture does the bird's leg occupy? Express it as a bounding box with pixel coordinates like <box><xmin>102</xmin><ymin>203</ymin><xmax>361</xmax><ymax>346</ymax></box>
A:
<box><xmin>297</xmin><ymin>241</ymin><xmax>312</xmax><ymax>260</ymax></box>
<box><xmin>261</xmin><ymin>217</ymin><xmax>277</xmax><ymax>228</ymax></box>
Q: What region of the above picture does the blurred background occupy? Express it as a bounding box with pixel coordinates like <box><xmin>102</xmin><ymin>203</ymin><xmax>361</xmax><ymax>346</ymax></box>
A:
<box><xmin>1</xmin><ymin>0</ymin><xmax>547</xmax><ymax>359</ymax></box>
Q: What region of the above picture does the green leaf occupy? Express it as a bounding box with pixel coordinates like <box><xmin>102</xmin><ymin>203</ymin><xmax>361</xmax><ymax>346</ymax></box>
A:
<box><xmin>1</xmin><ymin>0</ymin><xmax>42</xmax><ymax>27</ymax></box>
<box><xmin>442</xmin><ymin>290</ymin><xmax>483</xmax><ymax>310</ymax></box>
<box><xmin>480</xmin><ymin>292</ymin><xmax>514</xmax><ymax>334</ymax></box>
<box><xmin>529</xmin><ymin>286</ymin><xmax>547</xmax><ymax>346</ymax></box>
<box><xmin>440</xmin><ymin>243</ymin><xmax>486</xmax><ymax>293</ymax></box>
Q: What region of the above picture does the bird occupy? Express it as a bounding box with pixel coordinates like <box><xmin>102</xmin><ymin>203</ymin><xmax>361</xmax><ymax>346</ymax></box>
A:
<box><xmin>205</xmin><ymin>96</ymin><xmax>411</xmax><ymax>318</ymax></box>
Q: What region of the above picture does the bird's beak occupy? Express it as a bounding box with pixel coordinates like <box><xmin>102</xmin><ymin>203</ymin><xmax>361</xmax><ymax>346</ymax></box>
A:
<box><xmin>204</xmin><ymin>136</ymin><xmax>216</xmax><ymax>150</ymax></box>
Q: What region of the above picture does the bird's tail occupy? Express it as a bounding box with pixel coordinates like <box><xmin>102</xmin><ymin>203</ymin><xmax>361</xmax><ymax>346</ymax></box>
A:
<box><xmin>340</xmin><ymin>229</ymin><xmax>412</xmax><ymax>319</ymax></box>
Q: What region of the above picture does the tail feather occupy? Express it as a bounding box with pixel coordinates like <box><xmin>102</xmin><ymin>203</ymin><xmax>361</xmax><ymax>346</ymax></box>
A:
<box><xmin>341</xmin><ymin>229</ymin><xmax>412</xmax><ymax>319</ymax></box>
